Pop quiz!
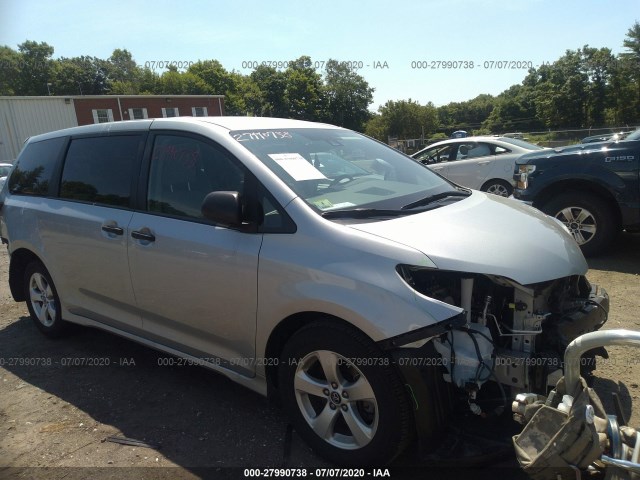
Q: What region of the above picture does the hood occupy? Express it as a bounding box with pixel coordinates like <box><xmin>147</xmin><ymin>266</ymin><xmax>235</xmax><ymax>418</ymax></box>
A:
<box><xmin>348</xmin><ymin>192</ymin><xmax>587</xmax><ymax>285</ymax></box>
<box><xmin>519</xmin><ymin>143</ymin><xmax>610</xmax><ymax>162</ymax></box>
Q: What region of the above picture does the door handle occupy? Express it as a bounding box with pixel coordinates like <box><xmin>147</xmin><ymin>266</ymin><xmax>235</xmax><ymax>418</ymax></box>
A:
<box><xmin>131</xmin><ymin>230</ymin><xmax>156</xmax><ymax>242</ymax></box>
<box><xmin>101</xmin><ymin>225</ymin><xmax>124</xmax><ymax>236</ymax></box>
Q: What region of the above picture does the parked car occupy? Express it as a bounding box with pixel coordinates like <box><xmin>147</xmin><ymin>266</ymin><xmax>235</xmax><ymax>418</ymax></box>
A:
<box><xmin>514</xmin><ymin>129</ymin><xmax>640</xmax><ymax>256</ymax></box>
<box><xmin>0</xmin><ymin>117</ymin><xmax>608</xmax><ymax>465</ymax></box>
<box><xmin>411</xmin><ymin>136</ymin><xmax>545</xmax><ymax>196</ymax></box>
<box><xmin>0</xmin><ymin>162</ymin><xmax>12</xmax><ymax>190</ymax></box>
<box><xmin>450</xmin><ymin>130</ymin><xmax>468</xmax><ymax>138</ymax></box>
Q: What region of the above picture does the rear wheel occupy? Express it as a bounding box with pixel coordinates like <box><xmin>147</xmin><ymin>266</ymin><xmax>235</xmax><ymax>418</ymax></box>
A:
<box><xmin>278</xmin><ymin>321</ymin><xmax>414</xmax><ymax>465</ymax></box>
<box><xmin>481</xmin><ymin>179</ymin><xmax>513</xmax><ymax>197</ymax></box>
<box><xmin>542</xmin><ymin>192</ymin><xmax>616</xmax><ymax>256</ymax></box>
<box><xmin>24</xmin><ymin>262</ymin><xmax>68</xmax><ymax>338</ymax></box>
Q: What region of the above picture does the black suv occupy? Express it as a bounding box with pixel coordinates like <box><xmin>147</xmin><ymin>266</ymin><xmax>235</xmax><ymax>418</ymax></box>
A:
<box><xmin>514</xmin><ymin>129</ymin><xmax>640</xmax><ymax>256</ymax></box>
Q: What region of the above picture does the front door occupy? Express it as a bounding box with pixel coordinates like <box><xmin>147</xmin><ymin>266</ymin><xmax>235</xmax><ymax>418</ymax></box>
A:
<box><xmin>127</xmin><ymin>133</ymin><xmax>263</xmax><ymax>374</ymax></box>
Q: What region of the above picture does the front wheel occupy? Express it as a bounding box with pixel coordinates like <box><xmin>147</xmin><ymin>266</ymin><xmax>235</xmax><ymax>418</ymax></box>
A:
<box><xmin>542</xmin><ymin>192</ymin><xmax>617</xmax><ymax>257</ymax></box>
<box><xmin>481</xmin><ymin>179</ymin><xmax>513</xmax><ymax>197</ymax></box>
<box><xmin>24</xmin><ymin>262</ymin><xmax>68</xmax><ymax>338</ymax></box>
<box><xmin>278</xmin><ymin>321</ymin><xmax>414</xmax><ymax>466</ymax></box>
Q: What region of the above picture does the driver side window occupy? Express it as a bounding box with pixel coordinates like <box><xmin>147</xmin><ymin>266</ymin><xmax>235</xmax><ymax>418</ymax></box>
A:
<box><xmin>147</xmin><ymin>135</ymin><xmax>245</xmax><ymax>220</ymax></box>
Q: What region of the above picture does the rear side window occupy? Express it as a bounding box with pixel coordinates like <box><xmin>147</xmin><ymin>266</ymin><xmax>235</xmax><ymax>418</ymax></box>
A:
<box><xmin>60</xmin><ymin>135</ymin><xmax>141</xmax><ymax>207</ymax></box>
<box><xmin>8</xmin><ymin>136</ymin><xmax>66</xmax><ymax>195</ymax></box>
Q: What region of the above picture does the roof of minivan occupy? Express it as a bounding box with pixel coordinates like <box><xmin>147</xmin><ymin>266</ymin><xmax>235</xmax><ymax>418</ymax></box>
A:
<box><xmin>24</xmin><ymin>116</ymin><xmax>344</xmax><ymax>145</ymax></box>
<box><xmin>191</xmin><ymin>116</ymin><xmax>340</xmax><ymax>130</ymax></box>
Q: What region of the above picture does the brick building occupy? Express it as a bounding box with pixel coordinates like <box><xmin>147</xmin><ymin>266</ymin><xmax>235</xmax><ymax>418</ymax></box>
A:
<box><xmin>0</xmin><ymin>95</ymin><xmax>225</xmax><ymax>160</ymax></box>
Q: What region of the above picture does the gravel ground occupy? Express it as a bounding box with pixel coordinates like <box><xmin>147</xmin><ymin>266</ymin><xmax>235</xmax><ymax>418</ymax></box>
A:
<box><xmin>1</xmin><ymin>232</ymin><xmax>639</xmax><ymax>480</ymax></box>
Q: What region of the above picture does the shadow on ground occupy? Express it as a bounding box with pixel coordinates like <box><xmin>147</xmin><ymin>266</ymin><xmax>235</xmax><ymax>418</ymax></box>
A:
<box><xmin>0</xmin><ymin>316</ymin><xmax>533</xmax><ymax>479</ymax></box>
<box><xmin>588</xmin><ymin>231</ymin><xmax>640</xmax><ymax>275</ymax></box>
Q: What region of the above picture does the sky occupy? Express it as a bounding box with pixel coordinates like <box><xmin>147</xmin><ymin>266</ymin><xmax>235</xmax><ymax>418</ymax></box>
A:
<box><xmin>0</xmin><ymin>0</ymin><xmax>638</xmax><ymax>109</ymax></box>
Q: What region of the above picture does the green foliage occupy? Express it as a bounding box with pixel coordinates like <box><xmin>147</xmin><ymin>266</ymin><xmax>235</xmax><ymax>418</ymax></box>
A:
<box><xmin>438</xmin><ymin>94</ymin><xmax>495</xmax><ymax>132</ymax></box>
<box><xmin>283</xmin><ymin>56</ymin><xmax>325</xmax><ymax>120</ymax></box>
<box><xmin>250</xmin><ymin>65</ymin><xmax>287</xmax><ymax>117</ymax></box>
<box><xmin>16</xmin><ymin>40</ymin><xmax>54</xmax><ymax>95</ymax></box>
<box><xmin>365</xmin><ymin>99</ymin><xmax>439</xmax><ymax>141</ymax></box>
<box><xmin>50</xmin><ymin>56</ymin><xmax>110</xmax><ymax>95</ymax></box>
<box><xmin>4</xmin><ymin>23</ymin><xmax>640</xmax><ymax>136</ymax></box>
<box><xmin>321</xmin><ymin>59</ymin><xmax>374</xmax><ymax>131</ymax></box>
<box><xmin>0</xmin><ymin>45</ymin><xmax>22</xmax><ymax>95</ymax></box>
<box><xmin>363</xmin><ymin>114</ymin><xmax>387</xmax><ymax>141</ymax></box>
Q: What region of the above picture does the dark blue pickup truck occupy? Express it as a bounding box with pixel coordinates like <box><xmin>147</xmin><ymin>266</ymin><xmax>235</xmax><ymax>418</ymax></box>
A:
<box><xmin>514</xmin><ymin>129</ymin><xmax>640</xmax><ymax>256</ymax></box>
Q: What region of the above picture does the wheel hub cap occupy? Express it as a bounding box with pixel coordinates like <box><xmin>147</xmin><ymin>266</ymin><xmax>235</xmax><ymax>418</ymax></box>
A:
<box><xmin>293</xmin><ymin>350</ymin><xmax>378</xmax><ymax>449</ymax></box>
<box><xmin>556</xmin><ymin>206</ymin><xmax>597</xmax><ymax>245</ymax></box>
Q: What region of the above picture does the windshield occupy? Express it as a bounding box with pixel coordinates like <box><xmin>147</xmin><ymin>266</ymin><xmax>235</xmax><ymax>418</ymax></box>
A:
<box><xmin>623</xmin><ymin>129</ymin><xmax>640</xmax><ymax>141</ymax></box>
<box><xmin>231</xmin><ymin>128</ymin><xmax>458</xmax><ymax>213</ymax></box>
<box><xmin>499</xmin><ymin>137</ymin><xmax>544</xmax><ymax>150</ymax></box>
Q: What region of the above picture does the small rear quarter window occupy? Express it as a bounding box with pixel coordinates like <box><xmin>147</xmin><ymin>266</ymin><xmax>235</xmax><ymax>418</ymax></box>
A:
<box><xmin>8</xmin><ymin>136</ymin><xmax>67</xmax><ymax>196</ymax></box>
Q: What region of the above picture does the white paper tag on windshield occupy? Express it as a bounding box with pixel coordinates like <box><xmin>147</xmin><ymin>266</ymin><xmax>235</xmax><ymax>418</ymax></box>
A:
<box><xmin>268</xmin><ymin>153</ymin><xmax>327</xmax><ymax>181</ymax></box>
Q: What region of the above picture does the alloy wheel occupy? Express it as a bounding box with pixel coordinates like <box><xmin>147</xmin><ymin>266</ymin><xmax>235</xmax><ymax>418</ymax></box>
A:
<box><xmin>29</xmin><ymin>272</ymin><xmax>57</xmax><ymax>327</ymax></box>
<box><xmin>555</xmin><ymin>206</ymin><xmax>597</xmax><ymax>245</ymax></box>
<box><xmin>485</xmin><ymin>183</ymin><xmax>510</xmax><ymax>197</ymax></box>
<box><xmin>293</xmin><ymin>350</ymin><xmax>378</xmax><ymax>449</ymax></box>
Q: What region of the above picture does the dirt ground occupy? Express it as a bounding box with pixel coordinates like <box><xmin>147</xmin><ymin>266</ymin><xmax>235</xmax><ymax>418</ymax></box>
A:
<box><xmin>1</xmin><ymin>232</ymin><xmax>639</xmax><ymax>480</ymax></box>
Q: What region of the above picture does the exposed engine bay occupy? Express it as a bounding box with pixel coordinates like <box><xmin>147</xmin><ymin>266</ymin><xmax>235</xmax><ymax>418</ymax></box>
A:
<box><xmin>395</xmin><ymin>266</ymin><xmax>609</xmax><ymax>418</ymax></box>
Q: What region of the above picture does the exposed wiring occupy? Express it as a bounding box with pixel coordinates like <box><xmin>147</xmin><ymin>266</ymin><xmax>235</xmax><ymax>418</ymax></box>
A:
<box><xmin>446</xmin><ymin>328</ymin><xmax>456</xmax><ymax>386</ymax></box>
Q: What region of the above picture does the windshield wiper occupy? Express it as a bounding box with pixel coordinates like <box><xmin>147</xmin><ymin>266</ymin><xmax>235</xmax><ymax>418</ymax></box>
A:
<box><xmin>321</xmin><ymin>208</ymin><xmax>413</xmax><ymax>219</ymax></box>
<box><xmin>401</xmin><ymin>189</ymin><xmax>471</xmax><ymax>210</ymax></box>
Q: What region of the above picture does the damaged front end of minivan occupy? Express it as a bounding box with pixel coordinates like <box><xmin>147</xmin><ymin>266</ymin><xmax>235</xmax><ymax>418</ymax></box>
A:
<box><xmin>379</xmin><ymin>266</ymin><xmax>608</xmax><ymax>452</ymax></box>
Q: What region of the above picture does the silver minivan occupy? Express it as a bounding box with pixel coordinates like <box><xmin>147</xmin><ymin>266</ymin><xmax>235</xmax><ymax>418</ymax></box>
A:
<box><xmin>0</xmin><ymin>117</ymin><xmax>608</xmax><ymax>465</ymax></box>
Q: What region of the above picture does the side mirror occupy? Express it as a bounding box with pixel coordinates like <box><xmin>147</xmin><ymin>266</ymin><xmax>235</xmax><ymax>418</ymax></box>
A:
<box><xmin>201</xmin><ymin>191</ymin><xmax>242</xmax><ymax>227</ymax></box>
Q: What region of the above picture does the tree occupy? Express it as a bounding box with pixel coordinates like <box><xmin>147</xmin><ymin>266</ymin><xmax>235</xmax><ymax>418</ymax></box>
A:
<box><xmin>187</xmin><ymin>60</ymin><xmax>248</xmax><ymax>114</ymax></box>
<box><xmin>438</xmin><ymin>94</ymin><xmax>496</xmax><ymax>133</ymax></box>
<box><xmin>364</xmin><ymin>114</ymin><xmax>387</xmax><ymax>141</ymax></box>
<box><xmin>321</xmin><ymin>59</ymin><xmax>373</xmax><ymax>131</ymax></box>
<box><xmin>16</xmin><ymin>40</ymin><xmax>54</xmax><ymax>95</ymax></box>
<box><xmin>482</xmin><ymin>85</ymin><xmax>541</xmax><ymax>133</ymax></box>
<box><xmin>188</xmin><ymin>60</ymin><xmax>235</xmax><ymax>94</ymax></box>
<box><xmin>250</xmin><ymin>65</ymin><xmax>287</xmax><ymax>117</ymax></box>
<box><xmin>582</xmin><ymin>46</ymin><xmax>615</xmax><ymax>126</ymax></box>
<box><xmin>283</xmin><ymin>56</ymin><xmax>325</xmax><ymax>120</ymax></box>
<box><xmin>620</xmin><ymin>21</ymin><xmax>640</xmax><ymax>123</ymax></box>
<box><xmin>231</xmin><ymin>74</ymin><xmax>264</xmax><ymax>116</ymax></box>
<box><xmin>50</xmin><ymin>56</ymin><xmax>109</xmax><ymax>95</ymax></box>
<box><xmin>523</xmin><ymin>50</ymin><xmax>589</xmax><ymax>128</ymax></box>
<box><xmin>108</xmin><ymin>48</ymin><xmax>139</xmax><ymax>83</ymax></box>
<box><xmin>154</xmin><ymin>69</ymin><xmax>211</xmax><ymax>95</ymax></box>
<box><xmin>366</xmin><ymin>99</ymin><xmax>438</xmax><ymax>141</ymax></box>
<box><xmin>0</xmin><ymin>45</ymin><xmax>21</xmax><ymax>95</ymax></box>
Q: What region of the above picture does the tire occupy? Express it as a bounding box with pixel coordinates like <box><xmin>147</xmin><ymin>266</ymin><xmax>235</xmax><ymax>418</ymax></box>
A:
<box><xmin>24</xmin><ymin>262</ymin><xmax>68</xmax><ymax>338</ymax></box>
<box><xmin>278</xmin><ymin>320</ymin><xmax>414</xmax><ymax>466</ymax></box>
<box><xmin>542</xmin><ymin>192</ymin><xmax>616</xmax><ymax>257</ymax></box>
<box><xmin>481</xmin><ymin>179</ymin><xmax>513</xmax><ymax>197</ymax></box>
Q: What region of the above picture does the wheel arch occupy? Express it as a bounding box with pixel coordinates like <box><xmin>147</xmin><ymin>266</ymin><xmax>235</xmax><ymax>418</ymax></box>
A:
<box><xmin>534</xmin><ymin>180</ymin><xmax>622</xmax><ymax>230</ymax></box>
<box><xmin>480</xmin><ymin>177</ymin><xmax>513</xmax><ymax>192</ymax></box>
<box><xmin>8</xmin><ymin>248</ymin><xmax>45</xmax><ymax>302</ymax></box>
<box><xmin>264</xmin><ymin>312</ymin><xmax>375</xmax><ymax>398</ymax></box>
